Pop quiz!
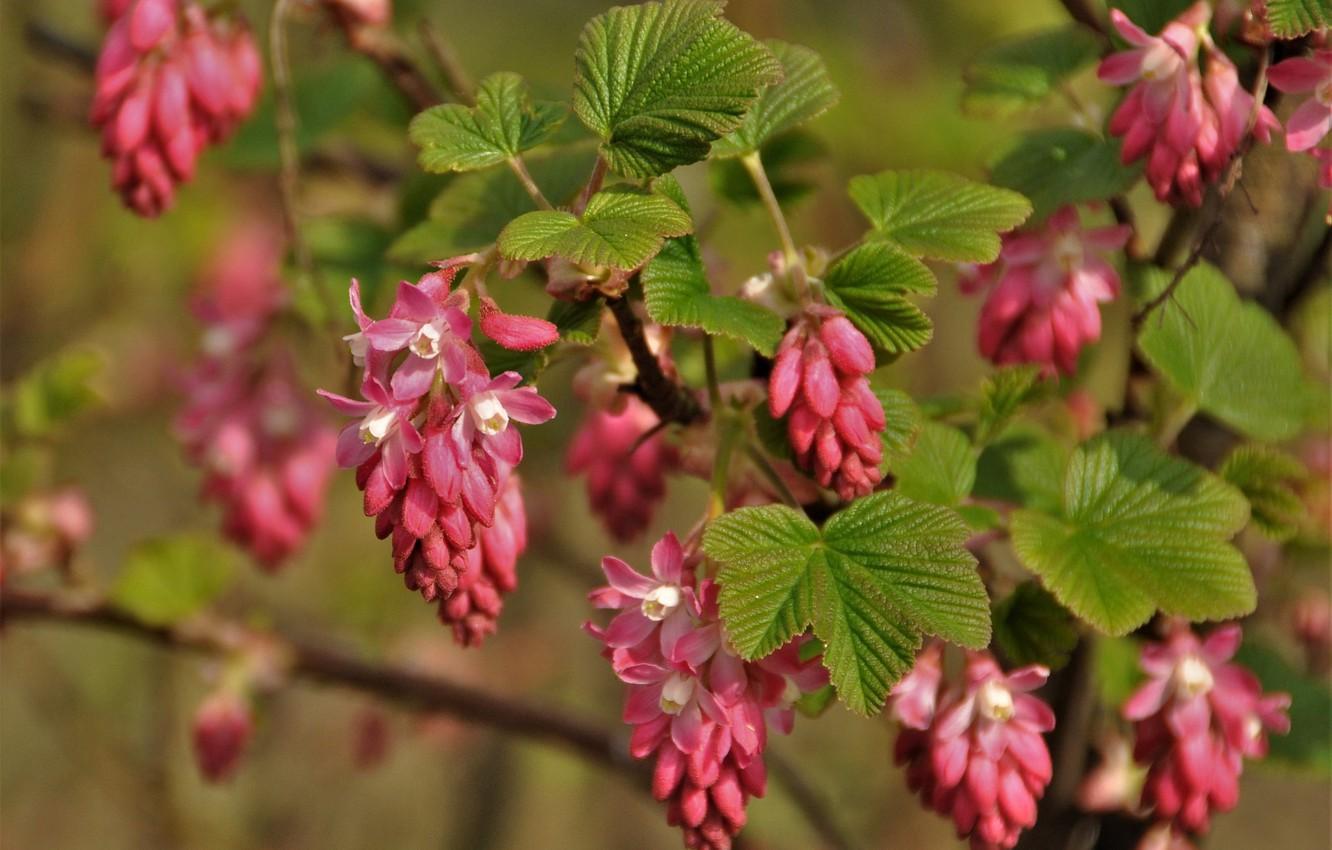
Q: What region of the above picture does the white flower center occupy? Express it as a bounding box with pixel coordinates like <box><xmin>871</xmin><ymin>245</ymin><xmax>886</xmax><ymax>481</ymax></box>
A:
<box><xmin>1172</xmin><ymin>655</ymin><xmax>1215</xmax><ymax>698</ymax></box>
<box><xmin>641</xmin><ymin>584</ymin><xmax>682</xmax><ymax>621</ymax></box>
<box><xmin>468</xmin><ymin>391</ymin><xmax>509</xmax><ymax>435</ymax></box>
<box><xmin>977</xmin><ymin>680</ymin><xmax>1015</xmax><ymax>722</ymax></box>
<box><xmin>202</xmin><ymin>327</ymin><xmax>237</xmax><ymax>357</ymax></box>
<box><xmin>359</xmin><ymin>407</ymin><xmax>398</xmax><ymax>445</ymax></box>
<box><xmin>1052</xmin><ymin>231</ymin><xmax>1084</xmax><ymax>273</ymax></box>
<box><xmin>1141</xmin><ymin>45</ymin><xmax>1180</xmax><ymax>82</ymax></box>
<box><xmin>261</xmin><ymin>403</ymin><xmax>299</xmax><ymax>438</ymax></box>
<box><xmin>343</xmin><ymin>331</ymin><xmax>369</xmax><ymax>367</ymax></box>
<box><xmin>660</xmin><ymin>673</ymin><xmax>695</xmax><ymax>715</ymax></box>
<box><xmin>410</xmin><ymin>322</ymin><xmax>443</xmax><ymax>359</ymax></box>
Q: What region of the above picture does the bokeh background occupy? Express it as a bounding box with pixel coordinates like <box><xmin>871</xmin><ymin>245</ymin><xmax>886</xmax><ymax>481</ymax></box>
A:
<box><xmin>2</xmin><ymin>0</ymin><xmax>1329</xmax><ymax>848</ymax></box>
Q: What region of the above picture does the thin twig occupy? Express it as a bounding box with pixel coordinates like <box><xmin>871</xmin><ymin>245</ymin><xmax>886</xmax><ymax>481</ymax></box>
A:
<box><xmin>741</xmin><ymin>151</ymin><xmax>811</xmax><ymax>303</ymax></box>
<box><xmin>1133</xmin><ymin>49</ymin><xmax>1272</xmax><ymax>331</ymax></box>
<box><xmin>335</xmin><ymin>20</ymin><xmax>440</xmax><ymax>111</ymax></box>
<box><xmin>574</xmin><ymin>156</ymin><xmax>610</xmax><ymax>217</ymax></box>
<box><xmin>508</xmin><ymin>157</ymin><xmax>554</xmax><ymax>210</ymax></box>
<box><xmin>418</xmin><ymin>19</ymin><xmax>475</xmax><ymax>105</ymax></box>
<box><xmin>0</xmin><ymin>588</ymin><xmax>631</xmax><ymax>771</ymax></box>
<box><xmin>24</xmin><ymin>21</ymin><xmax>97</xmax><ymax>73</ymax></box>
<box><xmin>269</xmin><ymin>0</ymin><xmax>317</xmax><ymax>291</ymax></box>
<box><xmin>766</xmin><ymin>750</ymin><xmax>859</xmax><ymax>850</ymax></box>
<box><xmin>1057</xmin><ymin>0</ymin><xmax>1110</xmax><ymax>40</ymax></box>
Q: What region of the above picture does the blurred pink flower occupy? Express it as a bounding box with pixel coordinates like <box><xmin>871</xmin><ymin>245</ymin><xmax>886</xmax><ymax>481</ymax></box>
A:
<box><xmin>959</xmin><ymin>205</ymin><xmax>1130</xmax><ymax>376</ymax></box>
<box><xmin>567</xmin><ymin>396</ymin><xmax>677</xmax><ymax>541</ymax></box>
<box><xmin>1125</xmin><ymin>623</ymin><xmax>1290</xmax><ymax>837</ymax></box>
<box><xmin>192</xmin><ymin>689</ymin><xmax>253</xmax><ymax>783</ymax></box>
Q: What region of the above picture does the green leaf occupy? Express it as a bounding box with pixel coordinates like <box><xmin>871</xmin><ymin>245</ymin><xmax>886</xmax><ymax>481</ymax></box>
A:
<box><xmin>890</xmin><ymin>421</ymin><xmax>976</xmax><ymax>507</ymax></box>
<box><xmin>572</xmin><ymin>0</ymin><xmax>782</xmax><ymax>177</ymax></box>
<box><xmin>389</xmin><ymin>145</ymin><xmax>597</xmax><ymax>264</ymax></box>
<box><xmin>962</xmin><ymin>25</ymin><xmax>1102</xmax><ymax>115</ymax></box>
<box><xmin>110</xmin><ymin>535</ymin><xmax>234</xmax><ymax>626</ymax></box>
<box><xmin>849</xmin><ymin>170</ymin><xmax>1032</xmax><ymax>263</ymax></box>
<box><xmin>705</xmin><ymin>493</ymin><xmax>989</xmax><ymax>715</ymax></box>
<box><xmin>992</xmin><ymin>581</ymin><xmax>1079</xmax><ymax>670</ymax></box>
<box><xmin>1235</xmin><ymin>640</ymin><xmax>1332</xmax><ymax>775</ymax></box>
<box><xmin>821</xmin><ymin>242</ymin><xmax>937</xmax><ymax>355</ymax></box>
<box><xmin>1010</xmin><ymin>430</ymin><xmax>1255</xmax><ymax>636</ymax></box>
<box><xmin>869</xmin><ymin>378</ymin><xmax>921</xmax><ymax>459</ymax></box>
<box><xmin>712</xmin><ymin>40</ymin><xmax>839</xmax><ymax>157</ymax></box>
<box><xmin>641</xmin><ymin>236</ymin><xmax>785</xmax><ymax>354</ymax></box>
<box><xmin>1095</xmin><ymin>635</ymin><xmax>1145</xmax><ymax>708</ymax></box>
<box><xmin>6</xmin><ymin>349</ymin><xmax>102</xmax><ymax>439</ymax></box>
<box><xmin>498</xmin><ymin>187</ymin><xmax>692</xmax><ymax>269</ymax></box>
<box><xmin>1138</xmin><ymin>263</ymin><xmax>1310</xmax><ymax>442</ymax></box>
<box><xmin>409</xmin><ymin>72</ymin><xmax>567</xmax><ymax>173</ymax></box>
<box><xmin>973</xmin><ymin>423</ymin><xmax>1068</xmax><ymax>514</ymax></box>
<box><xmin>1220</xmin><ymin>445</ymin><xmax>1308</xmax><ymax>541</ymax></box>
<box><xmin>1264</xmin><ymin>0</ymin><xmax>1332</xmax><ymax>37</ymax></box>
<box><xmin>548</xmin><ymin>298</ymin><xmax>604</xmax><ymax>345</ymax></box>
<box><xmin>710</xmin><ymin>130</ymin><xmax>823</xmax><ymax>206</ymax></box>
<box><xmin>990</xmin><ymin>129</ymin><xmax>1142</xmax><ymax>221</ymax></box>
<box><xmin>974</xmin><ymin>365</ymin><xmax>1045</xmax><ymax>447</ymax></box>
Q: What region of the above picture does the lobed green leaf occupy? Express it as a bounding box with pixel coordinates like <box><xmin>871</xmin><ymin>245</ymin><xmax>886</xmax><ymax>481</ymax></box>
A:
<box><xmin>111</xmin><ymin>535</ymin><xmax>234</xmax><ymax>626</ymax></box>
<box><xmin>890</xmin><ymin>421</ymin><xmax>976</xmax><ymax>507</ymax></box>
<box><xmin>990</xmin><ymin>129</ymin><xmax>1141</xmax><ymax>221</ymax></box>
<box><xmin>849</xmin><ymin>170</ymin><xmax>1031</xmax><ymax>263</ymax></box>
<box><xmin>572</xmin><ymin>0</ymin><xmax>782</xmax><ymax>177</ymax></box>
<box><xmin>1264</xmin><ymin>0</ymin><xmax>1332</xmax><ymax>38</ymax></box>
<box><xmin>410</xmin><ymin>72</ymin><xmax>567</xmax><ymax>173</ymax></box>
<box><xmin>712</xmin><ymin>40</ymin><xmax>839</xmax><ymax>158</ymax></box>
<box><xmin>821</xmin><ymin>242</ymin><xmax>936</xmax><ymax>355</ymax></box>
<box><xmin>498</xmin><ymin>186</ymin><xmax>692</xmax><ymax>269</ymax></box>
<box><xmin>991</xmin><ymin>581</ymin><xmax>1079</xmax><ymax>671</ymax></box>
<box><xmin>962</xmin><ymin>25</ymin><xmax>1101</xmax><ymax>115</ymax></box>
<box><xmin>1220</xmin><ymin>445</ymin><xmax>1308</xmax><ymax>541</ymax></box>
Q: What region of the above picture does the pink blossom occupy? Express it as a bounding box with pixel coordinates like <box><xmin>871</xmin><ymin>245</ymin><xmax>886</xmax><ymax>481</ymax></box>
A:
<box><xmin>0</xmin><ymin>487</ymin><xmax>95</xmax><ymax>580</ymax></box>
<box><xmin>769</xmin><ymin>307</ymin><xmax>885</xmax><ymax>500</ymax></box>
<box><xmin>359</xmin><ymin>275</ymin><xmax>473</xmax><ymax>401</ymax></box>
<box><xmin>438</xmin><ymin>471</ymin><xmax>528</xmax><ymax>646</ymax></box>
<box><xmin>192</xmin><ymin>689</ymin><xmax>253</xmax><ymax>783</ymax></box>
<box><xmin>1098</xmin><ymin>3</ymin><xmax>1277</xmax><ymax>206</ymax></box>
<box><xmin>567</xmin><ymin>396</ymin><xmax>678</xmax><ymax>541</ymax></box>
<box><xmin>960</xmin><ymin>205</ymin><xmax>1130</xmax><ymax>376</ymax></box>
<box><xmin>90</xmin><ymin>1</ymin><xmax>261</xmax><ymax>216</ymax></box>
<box><xmin>587</xmin><ymin>533</ymin><xmax>826</xmax><ymax>849</ymax></box>
<box><xmin>891</xmin><ymin>651</ymin><xmax>1055</xmax><ymax>850</ymax></box>
<box><xmin>319</xmin><ymin>378</ymin><xmax>424</xmax><ymax>490</ymax></box>
<box><xmin>478</xmin><ymin>295</ymin><xmax>560</xmax><ymax>351</ymax></box>
<box><xmin>1124</xmin><ymin>623</ymin><xmax>1290</xmax><ymax>837</ymax></box>
<box><xmin>1267</xmin><ymin>51</ymin><xmax>1332</xmax><ymax>152</ymax></box>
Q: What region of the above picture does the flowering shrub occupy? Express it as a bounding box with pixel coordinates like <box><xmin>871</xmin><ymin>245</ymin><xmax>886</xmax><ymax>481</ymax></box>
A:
<box><xmin>3</xmin><ymin>0</ymin><xmax>1330</xmax><ymax>848</ymax></box>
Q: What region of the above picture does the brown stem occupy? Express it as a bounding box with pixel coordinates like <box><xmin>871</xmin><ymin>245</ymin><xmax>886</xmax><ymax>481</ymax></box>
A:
<box><xmin>1</xmin><ymin>588</ymin><xmax>629</xmax><ymax>771</ymax></box>
<box><xmin>270</xmin><ymin>0</ymin><xmax>317</xmax><ymax>291</ymax></box>
<box><xmin>24</xmin><ymin>21</ymin><xmax>96</xmax><ymax>73</ymax></box>
<box><xmin>339</xmin><ymin>24</ymin><xmax>441</xmax><ymax>111</ymax></box>
<box><xmin>607</xmin><ymin>294</ymin><xmax>704</xmax><ymax>425</ymax></box>
<box><xmin>418</xmin><ymin>19</ymin><xmax>475</xmax><ymax>105</ymax></box>
<box><xmin>1057</xmin><ymin>0</ymin><xmax>1110</xmax><ymax>40</ymax></box>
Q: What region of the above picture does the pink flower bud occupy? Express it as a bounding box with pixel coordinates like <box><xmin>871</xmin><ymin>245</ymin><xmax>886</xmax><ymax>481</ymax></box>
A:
<box><xmin>567</xmin><ymin>396</ymin><xmax>677</xmax><ymax>542</ymax></box>
<box><xmin>478</xmin><ymin>295</ymin><xmax>559</xmax><ymax>351</ymax></box>
<box><xmin>192</xmin><ymin>690</ymin><xmax>252</xmax><ymax>783</ymax></box>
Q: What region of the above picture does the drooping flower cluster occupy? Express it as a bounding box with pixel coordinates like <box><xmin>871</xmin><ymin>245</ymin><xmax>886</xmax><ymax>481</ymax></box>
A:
<box><xmin>175</xmin><ymin>224</ymin><xmax>337</xmax><ymax>570</ymax></box>
<box><xmin>0</xmin><ymin>488</ymin><xmax>94</xmax><ymax>582</ymax></box>
<box><xmin>1098</xmin><ymin>2</ymin><xmax>1279</xmax><ymax>206</ymax></box>
<box><xmin>1123</xmin><ymin>623</ymin><xmax>1290</xmax><ymax>839</ymax></box>
<box><xmin>92</xmin><ymin>0</ymin><xmax>261</xmax><ymax>216</ymax></box>
<box><xmin>958</xmin><ymin>205</ymin><xmax>1131</xmax><ymax>377</ymax></box>
<box><xmin>567</xmin><ymin>396</ymin><xmax>678</xmax><ymax>542</ymax></box>
<box><xmin>319</xmin><ymin>269</ymin><xmax>556</xmax><ymax>641</ymax></box>
<box><xmin>192</xmin><ymin>688</ymin><xmax>253</xmax><ymax>783</ymax></box>
<box><xmin>889</xmin><ymin>644</ymin><xmax>1056</xmax><ymax>850</ymax></box>
<box><xmin>587</xmin><ymin>533</ymin><xmax>827</xmax><ymax>849</ymax></box>
<box><xmin>1268</xmin><ymin>49</ymin><xmax>1332</xmax><ymax>211</ymax></box>
<box><xmin>769</xmin><ymin>307</ymin><xmax>885</xmax><ymax>500</ymax></box>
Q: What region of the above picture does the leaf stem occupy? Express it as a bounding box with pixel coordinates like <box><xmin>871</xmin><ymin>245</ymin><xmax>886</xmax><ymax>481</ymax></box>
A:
<box><xmin>574</xmin><ymin>155</ymin><xmax>609</xmax><ymax>217</ymax></box>
<box><xmin>1155</xmin><ymin>396</ymin><xmax>1197</xmax><ymax>449</ymax></box>
<box><xmin>744</xmin><ymin>443</ymin><xmax>801</xmax><ymax>510</ymax></box>
<box><xmin>703</xmin><ymin>334</ymin><xmax>723</xmax><ymax>411</ymax></box>
<box><xmin>507</xmin><ymin>157</ymin><xmax>554</xmax><ymax>211</ymax></box>
<box><xmin>741</xmin><ymin>151</ymin><xmax>811</xmax><ymax>303</ymax></box>
<box><xmin>710</xmin><ymin>418</ymin><xmax>741</xmax><ymax>519</ymax></box>
<box><xmin>417</xmin><ymin>18</ymin><xmax>475</xmax><ymax>105</ymax></box>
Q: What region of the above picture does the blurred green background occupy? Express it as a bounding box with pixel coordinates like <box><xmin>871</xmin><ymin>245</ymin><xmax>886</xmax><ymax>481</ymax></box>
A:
<box><xmin>2</xmin><ymin>0</ymin><xmax>1328</xmax><ymax>848</ymax></box>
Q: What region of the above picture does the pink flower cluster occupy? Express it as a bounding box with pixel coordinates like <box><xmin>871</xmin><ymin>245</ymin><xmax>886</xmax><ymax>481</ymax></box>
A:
<box><xmin>587</xmin><ymin>533</ymin><xmax>827</xmax><ymax>849</ymax></box>
<box><xmin>176</xmin><ymin>225</ymin><xmax>337</xmax><ymax>569</ymax></box>
<box><xmin>1268</xmin><ymin>50</ymin><xmax>1332</xmax><ymax>204</ymax></box>
<box><xmin>92</xmin><ymin>0</ymin><xmax>261</xmax><ymax>216</ymax></box>
<box><xmin>769</xmin><ymin>307</ymin><xmax>885</xmax><ymax>500</ymax></box>
<box><xmin>1123</xmin><ymin>623</ymin><xmax>1290</xmax><ymax>839</ymax></box>
<box><xmin>889</xmin><ymin>644</ymin><xmax>1056</xmax><ymax>850</ymax></box>
<box><xmin>192</xmin><ymin>688</ymin><xmax>253</xmax><ymax>783</ymax></box>
<box><xmin>959</xmin><ymin>205</ymin><xmax>1130</xmax><ymax>377</ymax></box>
<box><xmin>567</xmin><ymin>395</ymin><xmax>678</xmax><ymax>542</ymax></box>
<box><xmin>1099</xmin><ymin>2</ymin><xmax>1279</xmax><ymax>206</ymax></box>
<box><xmin>319</xmin><ymin>268</ymin><xmax>556</xmax><ymax>642</ymax></box>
